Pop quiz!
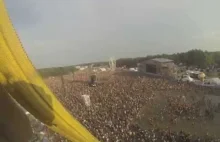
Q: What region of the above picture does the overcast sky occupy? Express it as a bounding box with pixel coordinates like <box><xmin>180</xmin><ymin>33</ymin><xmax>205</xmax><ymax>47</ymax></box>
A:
<box><xmin>5</xmin><ymin>0</ymin><xmax>220</xmax><ymax>68</ymax></box>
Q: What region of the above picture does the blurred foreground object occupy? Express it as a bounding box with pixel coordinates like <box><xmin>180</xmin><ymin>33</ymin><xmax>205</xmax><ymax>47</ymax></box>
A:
<box><xmin>0</xmin><ymin>0</ymin><xmax>99</xmax><ymax>141</ymax></box>
<box><xmin>0</xmin><ymin>88</ymin><xmax>32</xmax><ymax>142</ymax></box>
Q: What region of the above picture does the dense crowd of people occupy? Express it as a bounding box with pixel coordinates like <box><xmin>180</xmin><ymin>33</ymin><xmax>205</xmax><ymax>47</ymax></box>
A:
<box><xmin>31</xmin><ymin>71</ymin><xmax>220</xmax><ymax>142</ymax></box>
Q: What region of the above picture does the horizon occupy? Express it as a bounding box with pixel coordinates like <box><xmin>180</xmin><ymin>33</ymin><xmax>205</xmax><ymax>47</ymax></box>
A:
<box><xmin>37</xmin><ymin>49</ymin><xmax>219</xmax><ymax>69</ymax></box>
<box><xmin>5</xmin><ymin>0</ymin><xmax>220</xmax><ymax>68</ymax></box>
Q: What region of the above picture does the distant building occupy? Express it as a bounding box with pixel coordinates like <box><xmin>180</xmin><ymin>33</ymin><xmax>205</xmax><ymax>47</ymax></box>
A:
<box><xmin>75</xmin><ymin>65</ymin><xmax>88</xmax><ymax>71</ymax></box>
<box><xmin>138</xmin><ymin>58</ymin><xmax>177</xmax><ymax>77</ymax></box>
<box><xmin>99</xmin><ymin>68</ymin><xmax>107</xmax><ymax>72</ymax></box>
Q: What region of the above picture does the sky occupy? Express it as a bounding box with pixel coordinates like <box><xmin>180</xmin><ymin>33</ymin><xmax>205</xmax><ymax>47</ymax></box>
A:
<box><xmin>5</xmin><ymin>0</ymin><xmax>220</xmax><ymax>68</ymax></box>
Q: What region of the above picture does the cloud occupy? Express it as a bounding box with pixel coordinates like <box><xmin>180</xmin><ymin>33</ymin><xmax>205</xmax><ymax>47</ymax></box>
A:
<box><xmin>4</xmin><ymin>0</ymin><xmax>220</xmax><ymax>68</ymax></box>
<box><xmin>192</xmin><ymin>31</ymin><xmax>220</xmax><ymax>40</ymax></box>
<box><xmin>5</xmin><ymin>0</ymin><xmax>40</xmax><ymax>30</ymax></box>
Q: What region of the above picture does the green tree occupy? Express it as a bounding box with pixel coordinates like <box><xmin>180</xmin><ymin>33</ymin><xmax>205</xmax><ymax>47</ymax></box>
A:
<box><xmin>213</xmin><ymin>52</ymin><xmax>220</xmax><ymax>67</ymax></box>
<box><xmin>186</xmin><ymin>49</ymin><xmax>206</xmax><ymax>68</ymax></box>
<box><xmin>205</xmin><ymin>53</ymin><xmax>214</xmax><ymax>67</ymax></box>
<box><xmin>116</xmin><ymin>49</ymin><xmax>220</xmax><ymax>69</ymax></box>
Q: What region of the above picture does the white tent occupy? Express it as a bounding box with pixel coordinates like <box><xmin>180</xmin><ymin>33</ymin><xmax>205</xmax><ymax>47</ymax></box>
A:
<box><xmin>205</xmin><ymin>78</ymin><xmax>220</xmax><ymax>85</ymax></box>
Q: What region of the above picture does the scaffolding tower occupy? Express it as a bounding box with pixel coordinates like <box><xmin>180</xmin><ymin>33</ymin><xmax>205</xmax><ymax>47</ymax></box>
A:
<box><xmin>109</xmin><ymin>57</ymin><xmax>116</xmax><ymax>71</ymax></box>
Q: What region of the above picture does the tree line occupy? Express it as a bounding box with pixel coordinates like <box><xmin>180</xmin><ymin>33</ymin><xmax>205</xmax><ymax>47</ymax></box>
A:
<box><xmin>38</xmin><ymin>66</ymin><xmax>77</xmax><ymax>78</ymax></box>
<box><xmin>37</xmin><ymin>49</ymin><xmax>220</xmax><ymax>78</ymax></box>
<box><xmin>116</xmin><ymin>49</ymin><xmax>220</xmax><ymax>69</ymax></box>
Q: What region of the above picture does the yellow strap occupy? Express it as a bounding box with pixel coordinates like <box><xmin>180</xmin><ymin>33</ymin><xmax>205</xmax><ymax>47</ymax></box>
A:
<box><xmin>0</xmin><ymin>1</ymin><xmax>98</xmax><ymax>141</ymax></box>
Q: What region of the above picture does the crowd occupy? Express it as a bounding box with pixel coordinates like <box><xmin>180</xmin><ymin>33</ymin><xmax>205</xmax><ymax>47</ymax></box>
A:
<box><xmin>31</xmin><ymin>72</ymin><xmax>220</xmax><ymax>142</ymax></box>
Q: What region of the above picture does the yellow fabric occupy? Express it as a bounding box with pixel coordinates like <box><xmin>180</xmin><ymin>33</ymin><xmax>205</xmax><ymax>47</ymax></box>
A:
<box><xmin>0</xmin><ymin>0</ymin><xmax>98</xmax><ymax>141</ymax></box>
